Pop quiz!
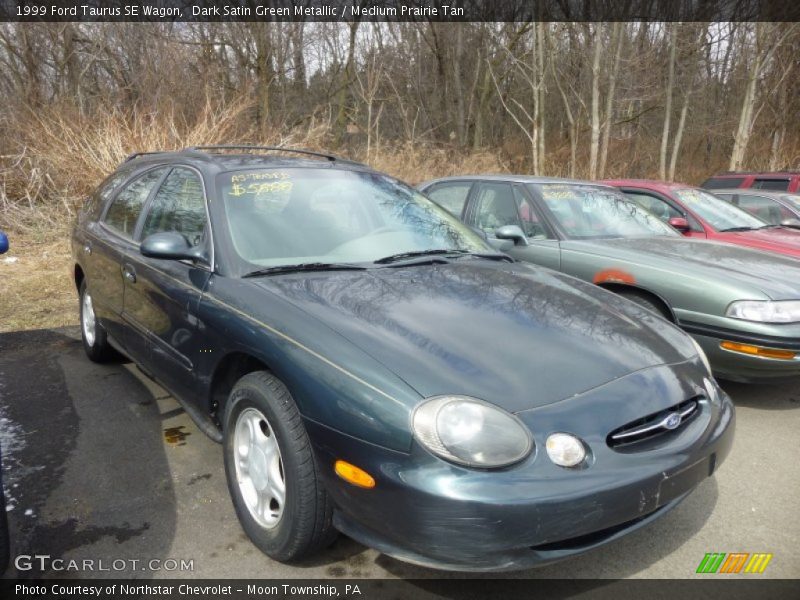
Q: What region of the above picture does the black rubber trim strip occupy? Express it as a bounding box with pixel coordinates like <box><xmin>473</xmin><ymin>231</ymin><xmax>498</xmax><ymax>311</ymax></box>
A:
<box><xmin>681</xmin><ymin>320</ymin><xmax>800</xmax><ymax>351</ymax></box>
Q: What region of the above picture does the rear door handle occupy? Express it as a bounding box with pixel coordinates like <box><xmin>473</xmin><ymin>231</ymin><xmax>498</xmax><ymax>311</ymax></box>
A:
<box><xmin>122</xmin><ymin>264</ymin><xmax>136</xmax><ymax>283</ymax></box>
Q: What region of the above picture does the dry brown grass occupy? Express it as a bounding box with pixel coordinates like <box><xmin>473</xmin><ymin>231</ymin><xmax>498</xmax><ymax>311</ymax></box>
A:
<box><xmin>0</xmin><ymin>231</ymin><xmax>76</xmax><ymax>333</ymax></box>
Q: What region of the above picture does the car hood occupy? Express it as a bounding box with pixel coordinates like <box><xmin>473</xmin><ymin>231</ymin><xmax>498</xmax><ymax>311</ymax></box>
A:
<box><xmin>562</xmin><ymin>237</ymin><xmax>800</xmax><ymax>300</ymax></box>
<box><xmin>251</xmin><ymin>260</ymin><xmax>696</xmax><ymax>413</ymax></box>
<box><xmin>713</xmin><ymin>227</ymin><xmax>800</xmax><ymax>258</ymax></box>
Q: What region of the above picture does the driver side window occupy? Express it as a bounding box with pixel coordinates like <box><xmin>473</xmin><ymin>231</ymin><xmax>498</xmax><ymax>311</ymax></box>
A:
<box><xmin>140</xmin><ymin>168</ymin><xmax>208</xmax><ymax>247</ymax></box>
<box><xmin>624</xmin><ymin>191</ymin><xmax>704</xmax><ymax>232</ymax></box>
<box><xmin>473</xmin><ymin>183</ymin><xmax>522</xmax><ymax>234</ymax></box>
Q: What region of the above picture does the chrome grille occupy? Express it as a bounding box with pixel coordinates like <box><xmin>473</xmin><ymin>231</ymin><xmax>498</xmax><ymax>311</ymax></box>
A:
<box><xmin>607</xmin><ymin>398</ymin><xmax>700</xmax><ymax>449</ymax></box>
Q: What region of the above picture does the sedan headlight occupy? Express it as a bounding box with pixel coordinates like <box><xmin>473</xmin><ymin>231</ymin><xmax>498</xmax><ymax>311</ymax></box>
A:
<box><xmin>689</xmin><ymin>337</ymin><xmax>713</xmax><ymax>377</ymax></box>
<box><xmin>726</xmin><ymin>300</ymin><xmax>800</xmax><ymax>323</ymax></box>
<box><xmin>412</xmin><ymin>396</ymin><xmax>533</xmax><ymax>468</ymax></box>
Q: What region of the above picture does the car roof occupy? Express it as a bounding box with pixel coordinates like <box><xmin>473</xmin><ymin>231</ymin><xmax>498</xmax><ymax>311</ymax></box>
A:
<box><xmin>422</xmin><ymin>174</ymin><xmax>617</xmax><ymax>188</ymax></box>
<box><xmin>707</xmin><ymin>171</ymin><xmax>800</xmax><ymax>177</ymax></box>
<box><xmin>711</xmin><ymin>188</ymin><xmax>800</xmax><ymax>198</ymax></box>
<box><xmin>601</xmin><ymin>179</ymin><xmax>696</xmax><ymax>193</ymax></box>
<box><xmin>121</xmin><ymin>146</ymin><xmax>370</xmax><ymax>173</ymax></box>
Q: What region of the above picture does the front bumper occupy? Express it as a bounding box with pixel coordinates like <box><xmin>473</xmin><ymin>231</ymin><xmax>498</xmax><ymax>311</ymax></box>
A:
<box><xmin>682</xmin><ymin>321</ymin><xmax>800</xmax><ymax>383</ymax></box>
<box><xmin>307</xmin><ymin>360</ymin><xmax>735</xmax><ymax>571</ymax></box>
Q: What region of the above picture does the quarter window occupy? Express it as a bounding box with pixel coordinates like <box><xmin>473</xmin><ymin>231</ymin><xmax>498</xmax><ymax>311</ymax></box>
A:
<box><xmin>141</xmin><ymin>168</ymin><xmax>208</xmax><ymax>247</ymax></box>
<box><xmin>104</xmin><ymin>168</ymin><xmax>167</xmax><ymax>237</ymax></box>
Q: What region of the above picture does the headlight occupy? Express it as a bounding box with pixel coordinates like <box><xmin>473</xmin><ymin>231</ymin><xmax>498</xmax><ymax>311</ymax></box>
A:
<box><xmin>545</xmin><ymin>433</ymin><xmax>587</xmax><ymax>468</ymax></box>
<box><xmin>411</xmin><ymin>396</ymin><xmax>533</xmax><ymax>468</ymax></box>
<box><xmin>689</xmin><ymin>337</ymin><xmax>713</xmax><ymax>377</ymax></box>
<box><xmin>726</xmin><ymin>300</ymin><xmax>800</xmax><ymax>323</ymax></box>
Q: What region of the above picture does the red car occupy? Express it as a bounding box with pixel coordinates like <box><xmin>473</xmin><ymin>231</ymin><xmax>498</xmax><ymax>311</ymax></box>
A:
<box><xmin>702</xmin><ymin>171</ymin><xmax>800</xmax><ymax>193</ymax></box>
<box><xmin>602</xmin><ymin>179</ymin><xmax>800</xmax><ymax>260</ymax></box>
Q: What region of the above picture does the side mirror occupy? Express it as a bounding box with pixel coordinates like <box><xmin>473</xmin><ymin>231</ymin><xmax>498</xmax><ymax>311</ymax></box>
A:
<box><xmin>494</xmin><ymin>225</ymin><xmax>528</xmax><ymax>246</ymax></box>
<box><xmin>140</xmin><ymin>232</ymin><xmax>208</xmax><ymax>264</ymax></box>
<box><xmin>668</xmin><ymin>217</ymin><xmax>691</xmax><ymax>233</ymax></box>
<box><xmin>780</xmin><ymin>218</ymin><xmax>800</xmax><ymax>230</ymax></box>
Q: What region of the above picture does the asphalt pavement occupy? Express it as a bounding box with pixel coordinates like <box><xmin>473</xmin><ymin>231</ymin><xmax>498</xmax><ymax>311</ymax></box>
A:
<box><xmin>0</xmin><ymin>327</ymin><xmax>798</xmax><ymax>580</ymax></box>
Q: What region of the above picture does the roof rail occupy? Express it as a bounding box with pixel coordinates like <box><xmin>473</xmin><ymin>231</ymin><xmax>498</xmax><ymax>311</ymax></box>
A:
<box><xmin>715</xmin><ymin>170</ymin><xmax>800</xmax><ymax>175</ymax></box>
<box><xmin>124</xmin><ymin>151</ymin><xmax>170</xmax><ymax>162</ymax></box>
<box><xmin>183</xmin><ymin>145</ymin><xmax>343</xmax><ymax>163</ymax></box>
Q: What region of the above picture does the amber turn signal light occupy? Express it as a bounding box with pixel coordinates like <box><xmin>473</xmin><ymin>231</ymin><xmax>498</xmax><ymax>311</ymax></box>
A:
<box><xmin>334</xmin><ymin>460</ymin><xmax>376</xmax><ymax>488</ymax></box>
<box><xmin>720</xmin><ymin>341</ymin><xmax>796</xmax><ymax>361</ymax></box>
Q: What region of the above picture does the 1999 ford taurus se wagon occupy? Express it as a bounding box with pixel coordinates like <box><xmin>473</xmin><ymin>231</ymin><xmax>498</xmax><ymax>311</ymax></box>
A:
<box><xmin>71</xmin><ymin>146</ymin><xmax>734</xmax><ymax>571</ymax></box>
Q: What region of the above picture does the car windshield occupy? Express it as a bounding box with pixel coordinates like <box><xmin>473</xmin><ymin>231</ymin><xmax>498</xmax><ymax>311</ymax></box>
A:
<box><xmin>217</xmin><ymin>168</ymin><xmax>490</xmax><ymax>267</ymax></box>
<box><xmin>528</xmin><ymin>183</ymin><xmax>679</xmax><ymax>239</ymax></box>
<box><xmin>673</xmin><ymin>188</ymin><xmax>766</xmax><ymax>231</ymax></box>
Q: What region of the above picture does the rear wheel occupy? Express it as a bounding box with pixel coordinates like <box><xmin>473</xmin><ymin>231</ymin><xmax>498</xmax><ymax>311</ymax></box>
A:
<box><xmin>79</xmin><ymin>281</ymin><xmax>117</xmax><ymax>362</ymax></box>
<box><xmin>223</xmin><ymin>371</ymin><xmax>335</xmax><ymax>562</ymax></box>
<box><xmin>617</xmin><ymin>289</ymin><xmax>671</xmax><ymax>320</ymax></box>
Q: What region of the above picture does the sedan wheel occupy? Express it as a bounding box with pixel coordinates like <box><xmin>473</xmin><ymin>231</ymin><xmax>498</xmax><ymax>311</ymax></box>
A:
<box><xmin>223</xmin><ymin>371</ymin><xmax>335</xmax><ymax>561</ymax></box>
<box><xmin>78</xmin><ymin>280</ymin><xmax>117</xmax><ymax>363</ymax></box>
<box><xmin>233</xmin><ymin>407</ymin><xmax>286</xmax><ymax>529</ymax></box>
<box><xmin>81</xmin><ymin>291</ymin><xmax>97</xmax><ymax>347</ymax></box>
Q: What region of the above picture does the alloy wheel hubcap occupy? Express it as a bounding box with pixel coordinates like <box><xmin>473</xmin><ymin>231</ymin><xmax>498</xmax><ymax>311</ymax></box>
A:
<box><xmin>233</xmin><ymin>407</ymin><xmax>285</xmax><ymax>529</ymax></box>
<box><xmin>82</xmin><ymin>292</ymin><xmax>96</xmax><ymax>347</ymax></box>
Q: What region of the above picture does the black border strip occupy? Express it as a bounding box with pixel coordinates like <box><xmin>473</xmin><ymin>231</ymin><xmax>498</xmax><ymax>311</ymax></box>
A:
<box><xmin>3</xmin><ymin>579</ymin><xmax>800</xmax><ymax>600</ymax></box>
<box><xmin>2</xmin><ymin>0</ymin><xmax>800</xmax><ymax>23</ymax></box>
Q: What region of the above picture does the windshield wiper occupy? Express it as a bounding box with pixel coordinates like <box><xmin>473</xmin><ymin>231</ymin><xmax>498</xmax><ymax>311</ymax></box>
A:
<box><xmin>453</xmin><ymin>252</ymin><xmax>515</xmax><ymax>263</ymax></box>
<box><xmin>373</xmin><ymin>249</ymin><xmax>469</xmax><ymax>264</ymax></box>
<box><xmin>242</xmin><ymin>262</ymin><xmax>366</xmax><ymax>278</ymax></box>
<box><xmin>719</xmin><ymin>226</ymin><xmax>756</xmax><ymax>232</ymax></box>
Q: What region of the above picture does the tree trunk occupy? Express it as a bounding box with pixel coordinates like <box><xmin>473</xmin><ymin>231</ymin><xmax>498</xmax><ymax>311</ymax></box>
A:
<box><xmin>599</xmin><ymin>22</ymin><xmax>623</xmax><ymax>179</ymax></box>
<box><xmin>668</xmin><ymin>95</ymin><xmax>689</xmax><ymax>180</ymax></box>
<box><xmin>659</xmin><ymin>24</ymin><xmax>677</xmax><ymax>180</ymax></box>
<box><xmin>588</xmin><ymin>25</ymin><xmax>602</xmax><ymax>179</ymax></box>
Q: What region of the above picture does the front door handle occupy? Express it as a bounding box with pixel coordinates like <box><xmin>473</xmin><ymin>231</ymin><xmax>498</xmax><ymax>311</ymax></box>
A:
<box><xmin>122</xmin><ymin>265</ymin><xmax>136</xmax><ymax>283</ymax></box>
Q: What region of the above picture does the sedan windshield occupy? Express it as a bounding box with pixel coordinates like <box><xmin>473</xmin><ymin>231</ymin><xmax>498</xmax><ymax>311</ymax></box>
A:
<box><xmin>529</xmin><ymin>183</ymin><xmax>678</xmax><ymax>239</ymax></box>
<box><xmin>218</xmin><ymin>168</ymin><xmax>490</xmax><ymax>267</ymax></box>
<box><xmin>673</xmin><ymin>188</ymin><xmax>766</xmax><ymax>231</ymax></box>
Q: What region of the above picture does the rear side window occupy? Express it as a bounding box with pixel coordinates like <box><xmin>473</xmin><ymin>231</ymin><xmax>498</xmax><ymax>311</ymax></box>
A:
<box><xmin>425</xmin><ymin>182</ymin><xmax>472</xmax><ymax>217</ymax></box>
<box><xmin>81</xmin><ymin>168</ymin><xmax>133</xmax><ymax>218</ymax></box>
<box><xmin>141</xmin><ymin>168</ymin><xmax>207</xmax><ymax>247</ymax></box>
<box><xmin>104</xmin><ymin>168</ymin><xmax>167</xmax><ymax>237</ymax></box>
<box><xmin>702</xmin><ymin>177</ymin><xmax>745</xmax><ymax>189</ymax></box>
<box><xmin>753</xmin><ymin>178</ymin><xmax>790</xmax><ymax>191</ymax></box>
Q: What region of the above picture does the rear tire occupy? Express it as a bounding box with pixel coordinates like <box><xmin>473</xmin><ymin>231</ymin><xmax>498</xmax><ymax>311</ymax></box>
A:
<box><xmin>223</xmin><ymin>371</ymin><xmax>335</xmax><ymax>562</ymax></box>
<box><xmin>617</xmin><ymin>289</ymin><xmax>671</xmax><ymax>320</ymax></box>
<box><xmin>79</xmin><ymin>280</ymin><xmax>117</xmax><ymax>362</ymax></box>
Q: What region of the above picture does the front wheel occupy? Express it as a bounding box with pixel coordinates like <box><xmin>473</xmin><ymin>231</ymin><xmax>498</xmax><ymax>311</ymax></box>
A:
<box><xmin>223</xmin><ymin>371</ymin><xmax>335</xmax><ymax>562</ymax></box>
<box><xmin>617</xmin><ymin>289</ymin><xmax>671</xmax><ymax>321</ymax></box>
<box><xmin>79</xmin><ymin>281</ymin><xmax>117</xmax><ymax>362</ymax></box>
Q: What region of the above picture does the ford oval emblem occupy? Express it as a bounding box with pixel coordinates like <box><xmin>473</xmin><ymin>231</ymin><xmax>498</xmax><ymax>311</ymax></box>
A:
<box><xmin>663</xmin><ymin>413</ymin><xmax>682</xmax><ymax>430</ymax></box>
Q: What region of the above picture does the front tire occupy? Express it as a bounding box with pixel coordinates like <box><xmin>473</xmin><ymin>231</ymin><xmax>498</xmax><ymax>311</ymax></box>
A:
<box><xmin>617</xmin><ymin>289</ymin><xmax>671</xmax><ymax>320</ymax></box>
<box><xmin>79</xmin><ymin>281</ymin><xmax>117</xmax><ymax>362</ymax></box>
<box><xmin>223</xmin><ymin>371</ymin><xmax>335</xmax><ymax>562</ymax></box>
